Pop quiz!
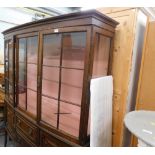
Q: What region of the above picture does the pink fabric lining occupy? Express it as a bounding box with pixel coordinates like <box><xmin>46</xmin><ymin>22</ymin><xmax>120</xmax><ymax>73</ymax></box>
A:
<box><xmin>59</xmin><ymin>101</ymin><xmax>80</xmax><ymax>137</ymax></box>
<box><xmin>60</xmin><ymin>68</ymin><xmax>83</xmax><ymax>105</ymax></box>
<box><xmin>41</xmin><ymin>96</ymin><xmax>58</xmax><ymax>128</ymax></box>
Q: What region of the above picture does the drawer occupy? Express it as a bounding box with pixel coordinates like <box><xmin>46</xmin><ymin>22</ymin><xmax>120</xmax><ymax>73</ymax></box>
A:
<box><xmin>40</xmin><ymin>131</ymin><xmax>73</xmax><ymax>147</ymax></box>
<box><xmin>16</xmin><ymin>132</ymin><xmax>36</xmax><ymax>147</ymax></box>
<box><xmin>7</xmin><ymin>105</ymin><xmax>15</xmax><ymax>134</ymax></box>
<box><xmin>16</xmin><ymin>115</ymin><xmax>38</xmax><ymax>144</ymax></box>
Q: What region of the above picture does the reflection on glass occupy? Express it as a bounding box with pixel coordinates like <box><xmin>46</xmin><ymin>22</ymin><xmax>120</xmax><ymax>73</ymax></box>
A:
<box><xmin>59</xmin><ymin>101</ymin><xmax>80</xmax><ymax>137</ymax></box>
<box><xmin>60</xmin><ymin>68</ymin><xmax>83</xmax><ymax>105</ymax></box>
<box><xmin>43</xmin><ymin>34</ymin><xmax>61</xmax><ymax>66</ymax></box>
<box><xmin>8</xmin><ymin>41</ymin><xmax>13</xmax><ymax>83</ymax></box>
<box><xmin>92</xmin><ymin>34</ymin><xmax>111</xmax><ymax>77</ymax></box>
<box><xmin>9</xmin><ymin>83</ymin><xmax>13</xmax><ymax>100</ymax></box>
<box><xmin>62</xmin><ymin>32</ymin><xmax>86</xmax><ymax>69</ymax></box>
<box><xmin>41</xmin><ymin>96</ymin><xmax>58</xmax><ymax>127</ymax></box>
<box><xmin>18</xmin><ymin>85</ymin><xmax>26</xmax><ymax>110</ymax></box>
<box><xmin>5</xmin><ymin>41</ymin><xmax>8</xmax><ymax>61</ymax></box>
<box><xmin>27</xmin><ymin>36</ymin><xmax>38</xmax><ymax>63</ymax></box>
<box><xmin>19</xmin><ymin>38</ymin><xmax>26</xmax><ymax>63</ymax></box>
<box><xmin>5</xmin><ymin>62</ymin><xmax>8</xmax><ymax>78</ymax></box>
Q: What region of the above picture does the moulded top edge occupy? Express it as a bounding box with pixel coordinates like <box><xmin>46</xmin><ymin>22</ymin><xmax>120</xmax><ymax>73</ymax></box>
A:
<box><xmin>2</xmin><ymin>9</ymin><xmax>119</xmax><ymax>35</ymax></box>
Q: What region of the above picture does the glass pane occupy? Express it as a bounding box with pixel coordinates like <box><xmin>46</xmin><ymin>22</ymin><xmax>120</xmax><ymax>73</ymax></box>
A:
<box><xmin>19</xmin><ymin>38</ymin><xmax>26</xmax><ymax>87</ymax></box>
<box><xmin>60</xmin><ymin>68</ymin><xmax>83</xmax><ymax>105</ymax></box>
<box><xmin>18</xmin><ymin>38</ymin><xmax>26</xmax><ymax>110</ymax></box>
<box><xmin>8</xmin><ymin>41</ymin><xmax>13</xmax><ymax>83</ymax></box>
<box><xmin>62</xmin><ymin>32</ymin><xmax>86</xmax><ymax>69</ymax></box>
<box><xmin>43</xmin><ymin>34</ymin><xmax>61</xmax><ymax>66</ymax></box>
<box><xmin>92</xmin><ymin>34</ymin><xmax>111</xmax><ymax>78</ymax></box>
<box><xmin>27</xmin><ymin>36</ymin><xmax>38</xmax><ymax>63</ymax></box>
<box><xmin>42</xmin><ymin>66</ymin><xmax>59</xmax><ymax>99</ymax></box>
<box><xmin>18</xmin><ymin>86</ymin><xmax>26</xmax><ymax>109</ymax></box>
<box><xmin>19</xmin><ymin>38</ymin><xmax>26</xmax><ymax>63</ymax></box>
<box><xmin>5</xmin><ymin>79</ymin><xmax>9</xmax><ymax>97</ymax></box>
<box><xmin>59</xmin><ymin>101</ymin><xmax>80</xmax><ymax>137</ymax></box>
<box><xmin>27</xmin><ymin>89</ymin><xmax>37</xmax><ymax>116</ymax></box>
<box><xmin>41</xmin><ymin>96</ymin><xmax>58</xmax><ymax>127</ymax></box>
<box><xmin>5</xmin><ymin>61</ymin><xmax>9</xmax><ymax>78</ymax></box>
<box><xmin>9</xmin><ymin>83</ymin><xmax>13</xmax><ymax>100</ymax></box>
<box><xmin>27</xmin><ymin>64</ymin><xmax>37</xmax><ymax>91</ymax></box>
<box><xmin>5</xmin><ymin>41</ymin><xmax>8</xmax><ymax>61</ymax></box>
<box><xmin>18</xmin><ymin>62</ymin><xmax>26</xmax><ymax>86</ymax></box>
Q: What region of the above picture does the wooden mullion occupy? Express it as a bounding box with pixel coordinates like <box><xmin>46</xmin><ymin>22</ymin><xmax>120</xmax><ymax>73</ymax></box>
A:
<box><xmin>25</xmin><ymin>38</ymin><xmax>28</xmax><ymax>111</ymax></box>
<box><xmin>16</xmin><ymin>38</ymin><xmax>19</xmax><ymax>108</ymax></box>
<box><xmin>79</xmin><ymin>27</ymin><xmax>92</xmax><ymax>145</ymax></box>
<box><xmin>37</xmin><ymin>32</ymin><xmax>43</xmax><ymax>123</ymax></box>
<box><xmin>57</xmin><ymin>33</ymin><xmax>63</xmax><ymax>129</ymax></box>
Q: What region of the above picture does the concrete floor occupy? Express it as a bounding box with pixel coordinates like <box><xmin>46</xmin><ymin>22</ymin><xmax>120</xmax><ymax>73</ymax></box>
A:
<box><xmin>0</xmin><ymin>121</ymin><xmax>15</xmax><ymax>147</ymax></box>
<box><xmin>0</xmin><ymin>134</ymin><xmax>15</xmax><ymax>147</ymax></box>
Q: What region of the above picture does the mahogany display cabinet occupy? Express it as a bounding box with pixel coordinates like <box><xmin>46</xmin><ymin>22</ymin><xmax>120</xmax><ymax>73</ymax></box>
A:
<box><xmin>3</xmin><ymin>10</ymin><xmax>118</xmax><ymax>147</ymax></box>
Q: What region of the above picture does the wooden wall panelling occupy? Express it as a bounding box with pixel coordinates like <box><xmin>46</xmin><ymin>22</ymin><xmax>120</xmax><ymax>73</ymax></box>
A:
<box><xmin>97</xmin><ymin>8</ymin><xmax>138</xmax><ymax>146</ymax></box>
<box><xmin>97</xmin><ymin>7</ymin><xmax>134</xmax><ymax>14</ymax></box>
<box><xmin>131</xmin><ymin>21</ymin><xmax>155</xmax><ymax>146</ymax></box>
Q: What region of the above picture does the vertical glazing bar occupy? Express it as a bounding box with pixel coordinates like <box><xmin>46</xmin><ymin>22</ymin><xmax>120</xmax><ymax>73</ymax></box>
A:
<box><xmin>57</xmin><ymin>33</ymin><xmax>63</xmax><ymax>129</ymax></box>
<box><xmin>25</xmin><ymin>38</ymin><xmax>28</xmax><ymax>111</ymax></box>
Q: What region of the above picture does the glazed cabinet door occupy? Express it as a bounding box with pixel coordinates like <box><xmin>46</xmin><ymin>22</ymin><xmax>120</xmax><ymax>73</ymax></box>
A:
<box><xmin>16</xmin><ymin>33</ymin><xmax>39</xmax><ymax>119</ymax></box>
<box><xmin>39</xmin><ymin>27</ymin><xmax>91</xmax><ymax>144</ymax></box>
<box><xmin>4</xmin><ymin>38</ymin><xmax>14</xmax><ymax>105</ymax></box>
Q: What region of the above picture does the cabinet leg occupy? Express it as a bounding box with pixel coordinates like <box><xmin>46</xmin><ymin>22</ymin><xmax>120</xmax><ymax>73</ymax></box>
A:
<box><xmin>4</xmin><ymin>130</ymin><xmax>7</xmax><ymax>147</ymax></box>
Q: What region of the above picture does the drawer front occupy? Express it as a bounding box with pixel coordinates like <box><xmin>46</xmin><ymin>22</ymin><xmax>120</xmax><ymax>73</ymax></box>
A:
<box><xmin>16</xmin><ymin>132</ymin><xmax>36</xmax><ymax>147</ymax></box>
<box><xmin>7</xmin><ymin>106</ymin><xmax>15</xmax><ymax>134</ymax></box>
<box><xmin>40</xmin><ymin>131</ymin><xmax>72</xmax><ymax>147</ymax></box>
<box><xmin>16</xmin><ymin>115</ymin><xmax>38</xmax><ymax>144</ymax></box>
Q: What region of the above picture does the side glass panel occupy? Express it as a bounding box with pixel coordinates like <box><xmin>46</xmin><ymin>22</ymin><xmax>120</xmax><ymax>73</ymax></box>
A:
<box><xmin>92</xmin><ymin>34</ymin><xmax>111</xmax><ymax>78</ymax></box>
<box><xmin>8</xmin><ymin>40</ymin><xmax>14</xmax><ymax>101</ymax></box>
<box><xmin>4</xmin><ymin>41</ymin><xmax>9</xmax><ymax>97</ymax></box>
<box><xmin>27</xmin><ymin>36</ymin><xmax>38</xmax><ymax>116</ymax></box>
<box><xmin>41</xmin><ymin>34</ymin><xmax>61</xmax><ymax>127</ymax></box>
<box><xmin>4</xmin><ymin>40</ymin><xmax>14</xmax><ymax>102</ymax></box>
<box><xmin>8</xmin><ymin>41</ymin><xmax>13</xmax><ymax>83</ymax></box>
<box><xmin>18</xmin><ymin>38</ymin><xmax>26</xmax><ymax>110</ymax></box>
<box><xmin>17</xmin><ymin>36</ymin><xmax>38</xmax><ymax>117</ymax></box>
<box><xmin>18</xmin><ymin>38</ymin><xmax>26</xmax><ymax>86</ymax></box>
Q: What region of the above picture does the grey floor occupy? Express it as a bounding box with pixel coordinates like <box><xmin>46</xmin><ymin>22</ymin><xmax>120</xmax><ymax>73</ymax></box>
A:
<box><xmin>0</xmin><ymin>121</ymin><xmax>15</xmax><ymax>147</ymax></box>
<box><xmin>0</xmin><ymin>134</ymin><xmax>15</xmax><ymax>147</ymax></box>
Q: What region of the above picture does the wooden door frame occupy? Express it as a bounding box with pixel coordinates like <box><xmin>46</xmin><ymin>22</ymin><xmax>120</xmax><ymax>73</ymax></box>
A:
<box><xmin>15</xmin><ymin>32</ymin><xmax>39</xmax><ymax>120</ymax></box>
<box><xmin>38</xmin><ymin>26</ymin><xmax>92</xmax><ymax>145</ymax></box>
